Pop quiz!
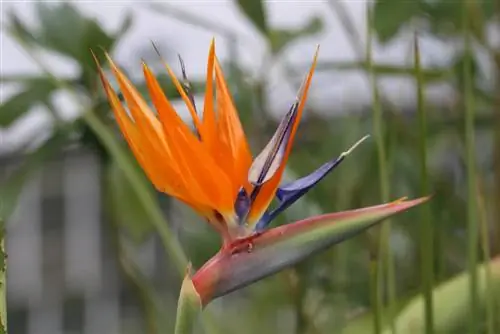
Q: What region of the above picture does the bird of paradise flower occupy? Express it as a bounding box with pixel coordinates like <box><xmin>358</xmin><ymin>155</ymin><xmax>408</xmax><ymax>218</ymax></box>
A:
<box><xmin>94</xmin><ymin>39</ymin><xmax>429</xmax><ymax>307</ymax></box>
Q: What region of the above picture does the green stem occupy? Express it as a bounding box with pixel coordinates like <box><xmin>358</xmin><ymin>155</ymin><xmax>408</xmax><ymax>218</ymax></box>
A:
<box><xmin>414</xmin><ymin>34</ymin><xmax>434</xmax><ymax>334</ymax></box>
<box><xmin>103</xmin><ymin>166</ymin><xmax>160</xmax><ymax>334</ymax></box>
<box><xmin>370</xmin><ymin>258</ymin><xmax>382</xmax><ymax>334</ymax></box>
<box><xmin>175</xmin><ymin>274</ymin><xmax>202</xmax><ymax>334</ymax></box>
<box><xmin>477</xmin><ymin>180</ymin><xmax>495</xmax><ymax>334</ymax></box>
<box><xmin>83</xmin><ymin>111</ymin><xmax>188</xmax><ymax>272</ymax></box>
<box><xmin>0</xmin><ymin>220</ymin><xmax>6</xmax><ymax>334</ymax></box>
<box><xmin>287</xmin><ymin>269</ymin><xmax>308</xmax><ymax>334</ymax></box>
<box><xmin>492</xmin><ymin>0</ymin><xmax>500</xmax><ymax>327</ymax></box>
<box><xmin>463</xmin><ymin>2</ymin><xmax>479</xmax><ymax>332</ymax></box>
<box><xmin>367</xmin><ymin>5</ymin><xmax>394</xmax><ymax>333</ymax></box>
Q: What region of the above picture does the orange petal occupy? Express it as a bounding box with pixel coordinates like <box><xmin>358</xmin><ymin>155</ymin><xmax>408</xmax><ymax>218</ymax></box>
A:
<box><xmin>214</xmin><ymin>57</ymin><xmax>253</xmax><ymax>194</ymax></box>
<box><xmin>142</xmin><ymin>62</ymin><xmax>200</xmax><ymax>150</ymax></box>
<box><xmin>202</xmin><ymin>38</ymin><xmax>216</xmax><ymax>149</ymax></box>
<box><xmin>141</xmin><ymin>62</ymin><xmax>210</xmax><ymax>205</ymax></box>
<box><xmin>104</xmin><ymin>54</ymin><xmax>173</xmax><ymax>165</ymax></box>
<box><xmin>143</xmin><ymin>62</ymin><xmax>235</xmax><ymax>215</ymax></box>
<box><xmin>96</xmin><ymin>61</ymin><xmax>178</xmax><ymax>195</ymax></box>
<box><xmin>247</xmin><ymin>46</ymin><xmax>319</xmax><ymax>226</ymax></box>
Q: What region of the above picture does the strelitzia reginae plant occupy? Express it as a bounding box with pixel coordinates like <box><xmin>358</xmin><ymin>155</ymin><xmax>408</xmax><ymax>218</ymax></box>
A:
<box><xmin>94</xmin><ymin>39</ymin><xmax>429</xmax><ymax>332</ymax></box>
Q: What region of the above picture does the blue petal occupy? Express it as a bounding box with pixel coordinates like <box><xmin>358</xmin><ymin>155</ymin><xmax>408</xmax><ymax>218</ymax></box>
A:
<box><xmin>255</xmin><ymin>135</ymin><xmax>370</xmax><ymax>231</ymax></box>
<box><xmin>255</xmin><ymin>156</ymin><xmax>343</xmax><ymax>231</ymax></box>
<box><xmin>234</xmin><ymin>187</ymin><xmax>250</xmax><ymax>224</ymax></box>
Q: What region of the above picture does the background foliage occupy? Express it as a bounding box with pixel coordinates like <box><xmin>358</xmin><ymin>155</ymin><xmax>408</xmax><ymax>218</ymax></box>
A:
<box><xmin>1</xmin><ymin>1</ymin><xmax>500</xmax><ymax>333</ymax></box>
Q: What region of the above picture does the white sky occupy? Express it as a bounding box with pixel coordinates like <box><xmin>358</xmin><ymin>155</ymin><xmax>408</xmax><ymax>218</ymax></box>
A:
<box><xmin>0</xmin><ymin>0</ymin><xmax>473</xmax><ymax>153</ymax></box>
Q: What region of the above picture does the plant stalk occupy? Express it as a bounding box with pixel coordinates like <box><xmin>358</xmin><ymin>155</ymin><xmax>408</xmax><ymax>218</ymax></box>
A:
<box><xmin>174</xmin><ymin>273</ymin><xmax>202</xmax><ymax>334</ymax></box>
<box><xmin>414</xmin><ymin>34</ymin><xmax>434</xmax><ymax>334</ymax></box>
<box><xmin>463</xmin><ymin>2</ymin><xmax>479</xmax><ymax>332</ymax></box>
<box><xmin>367</xmin><ymin>4</ymin><xmax>395</xmax><ymax>333</ymax></box>
<box><xmin>0</xmin><ymin>220</ymin><xmax>6</xmax><ymax>334</ymax></box>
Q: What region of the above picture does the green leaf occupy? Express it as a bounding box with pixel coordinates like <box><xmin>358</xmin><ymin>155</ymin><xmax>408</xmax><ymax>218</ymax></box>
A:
<box><xmin>6</xmin><ymin>10</ymin><xmax>38</xmax><ymax>45</ymax></box>
<box><xmin>71</xmin><ymin>13</ymin><xmax>117</xmax><ymax>88</ymax></box>
<box><xmin>35</xmin><ymin>2</ymin><xmax>89</xmax><ymax>59</ymax></box>
<box><xmin>0</xmin><ymin>130</ymin><xmax>67</xmax><ymax>220</ymax></box>
<box><xmin>7</xmin><ymin>2</ymin><xmax>125</xmax><ymax>89</ymax></box>
<box><xmin>105</xmin><ymin>157</ymin><xmax>155</xmax><ymax>243</ymax></box>
<box><xmin>0</xmin><ymin>77</ymin><xmax>58</xmax><ymax>127</ymax></box>
<box><xmin>373</xmin><ymin>0</ymin><xmax>421</xmax><ymax>43</ymax></box>
<box><xmin>269</xmin><ymin>16</ymin><xmax>323</xmax><ymax>54</ymax></box>
<box><xmin>192</xmin><ymin>197</ymin><xmax>429</xmax><ymax>305</ymax></box>
<box><xmin>383</xmin><ymin>258</ymin><xmax>500</xmax><ymax>334</ymax></box>
<box><xmin>424</xmin><ymin>0</ymin><xmax>495</xmax><ymax>39</ymax></box>
<box><xmin>114</xmin><ymin>11</ymin><xmax>134</xmax><ymax>40</ymax></box>
<box><xmin>235</xmin><ymin>0</ymin><xmax>268</xmax><ymax>35</ymax></box>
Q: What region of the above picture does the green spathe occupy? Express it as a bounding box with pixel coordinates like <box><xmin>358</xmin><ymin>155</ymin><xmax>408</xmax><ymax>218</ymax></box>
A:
<box><xmin>193</xmin><ymin>197</ymin><xmax>429</xmax><ymax>306</ymax></box>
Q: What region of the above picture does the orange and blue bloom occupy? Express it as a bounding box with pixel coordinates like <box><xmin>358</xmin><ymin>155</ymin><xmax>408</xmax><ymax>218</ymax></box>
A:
<box><xmin>95</xmin><ymin>39</ymin><xmax>429</xmax><ymax>305</ymax></box>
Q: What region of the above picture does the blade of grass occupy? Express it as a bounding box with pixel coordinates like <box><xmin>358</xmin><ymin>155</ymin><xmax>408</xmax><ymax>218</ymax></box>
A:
<box><xmin>0</xmin><ymin>219</ymin><xmax>6</xmax><ymax>334</ymax></box>
<box><xmin>366</xmin><ymin>4</ymin><xmax>394</xmax><ymax>334</ymax></box>
<box><xmin>463</xmin><ymin>1</ymin><xmax>479</xmax><ymax>332</ymax></box>
<box><xmin>369</xmin><ymin>254</ymin><xmax>382</xmax><ymax>334</ymax></box>
<box><xmin>414</xmin><ymin>34</ymin><xmax>434</xmax><ymax>334</ymax></box>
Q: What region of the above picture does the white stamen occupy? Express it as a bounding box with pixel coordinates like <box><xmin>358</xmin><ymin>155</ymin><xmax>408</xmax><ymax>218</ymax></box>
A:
<box><xmin>340</xmin><ymin>135</ymin><xmax>370</xmax><ymax>158</ymax></box>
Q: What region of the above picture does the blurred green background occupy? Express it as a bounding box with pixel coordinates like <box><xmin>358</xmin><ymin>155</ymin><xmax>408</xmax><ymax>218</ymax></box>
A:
<box><xmin>1</xmin><ymin>0</ymin><xmax>499</xmax><ymax>333</ymax></box>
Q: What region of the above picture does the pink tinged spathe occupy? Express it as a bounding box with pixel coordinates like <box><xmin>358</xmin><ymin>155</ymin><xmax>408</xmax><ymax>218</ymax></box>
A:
<box><xmin>191</xmin><ymin>196</ymin><xmax>430</xmax><ymax>306</ymax></box>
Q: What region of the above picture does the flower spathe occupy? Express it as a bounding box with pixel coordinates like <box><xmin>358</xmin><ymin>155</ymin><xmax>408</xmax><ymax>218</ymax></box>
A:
<box><xmin>96</xmin><ymin>39</ymin><xmax>430</xmax><ymax>306</ymax></box>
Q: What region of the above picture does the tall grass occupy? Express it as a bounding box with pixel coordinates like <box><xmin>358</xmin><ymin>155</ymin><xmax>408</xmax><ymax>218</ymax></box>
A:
<box><xmin>0</xmin><ymin>219</ymin><xmax>6</xmax><ymax>334</ymax></box>
<box><xmin>414</xmin><ymin>34</ymin><xmax>434</xmax><ymax>334</ymax></box>
<box><xmin>366</xmin><ymin>4</ymin><xmax>394</xmax><ymax>334</ymax></box>
<box><xmin>462</xmin><ymin>1</ymin><xmax>479</xmax><ymax>332</ymax></box>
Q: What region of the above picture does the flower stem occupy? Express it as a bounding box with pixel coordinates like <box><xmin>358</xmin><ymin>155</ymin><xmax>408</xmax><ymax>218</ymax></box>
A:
<box><xmin>367</xmin><ymin>4</ymin><xmax>394</xmax><ymax>333</ymax></box>
<box><xmin>477</xmin><ymin>179</ymin><xmax>496</xmax><ymax>334</ymax></box>
<box><xmin>414</xmin><ymin>34</ymin><xmax>434</xmax><ymax>334</ymax></box>
<box><xmin>462</xmin><ymin>2</ymin><xmax>479</xmax><ymax>332</ymax></box>
<box><xmin>0</xmin><ymin>220</ymin><xmax>6</xmax><ymax>334</ymax></box>
<box><xmin>175</xmin><ymin>274</ymin><xmax>202</xmax><ymax>334</ymax></box>
<box><xmin>369</xmin><ymin>257</ymin><xmax>382</xmax><ymax>334</ymax></box>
